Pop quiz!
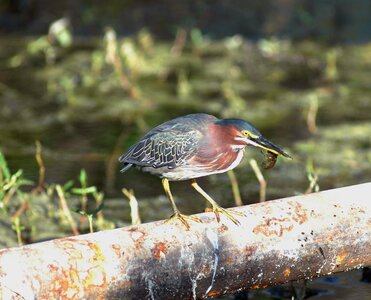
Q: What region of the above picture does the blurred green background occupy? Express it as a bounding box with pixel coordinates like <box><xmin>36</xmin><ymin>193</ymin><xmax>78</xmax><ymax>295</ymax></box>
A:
<box><xmin>0</xmin><ymin>1</ymin><xmax>370</xmax><ymax>299</ymax></box>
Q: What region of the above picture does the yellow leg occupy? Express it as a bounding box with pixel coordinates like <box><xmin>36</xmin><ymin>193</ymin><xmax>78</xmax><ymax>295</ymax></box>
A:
<box><xmin>191</xmin><ymin>179</ymin><xmax>244</xmax><ymax>225</ymax></box>
<box><xmin>162</xmin><ymin>178</ymin><xmax>201</xmax><ymax>229</ymax></box>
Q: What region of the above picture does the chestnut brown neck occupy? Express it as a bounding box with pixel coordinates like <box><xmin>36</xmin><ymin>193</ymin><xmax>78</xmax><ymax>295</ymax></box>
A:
<box><xmin>209</xmin><ymin>123</ymin><xmax>245</xmax><ymax>147</ymax></box>
<box><xmin>190</xmin><ymin>123</ymin><xmax>246</xmax><ymax>171</ymax></box>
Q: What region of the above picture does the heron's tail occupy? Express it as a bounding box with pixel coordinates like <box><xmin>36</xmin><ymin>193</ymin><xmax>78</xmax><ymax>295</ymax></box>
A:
<box><xmin>120</xmin><ymin>163</ymin><xmax>133</xmax><ymax>173</ymax></box>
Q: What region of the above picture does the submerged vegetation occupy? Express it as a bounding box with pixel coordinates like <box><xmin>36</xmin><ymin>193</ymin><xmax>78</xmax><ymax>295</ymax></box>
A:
<box><xmin>0</xmin><ymin>148</ymin><xmax>116</xmax><ymax>248</ymax></box>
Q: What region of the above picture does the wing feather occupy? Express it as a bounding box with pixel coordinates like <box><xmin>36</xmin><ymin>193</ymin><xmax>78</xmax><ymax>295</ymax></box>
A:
<box><xmin>119</xmin><ymin>129</ymin><xmax>202</xmax><ymax>169</ymax></box>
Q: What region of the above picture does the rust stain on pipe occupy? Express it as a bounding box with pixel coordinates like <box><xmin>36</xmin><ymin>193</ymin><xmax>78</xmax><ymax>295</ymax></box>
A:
<box><xmin>283</xmin><ymin>268</ymin><xmax>291</xmax><ymax>277</ymax></box>
<box><xmin>0</xmin><ymin>182</ymin><xmax>370</xmax><ymax>299</ymax></box>
<box><xmin>252</xmin><ymin>200</ymin><xmax>312</xmax><ymax>237</ymax></box>
<box><xmin>111</xmin><ymin>244</ymin><xmax>123</xmax><ymax>259</ymax></box>
<box><xmin>336</xmin><ymin>252</ymin><xmax>348</xmax><ymax>266</ymax></box>
<box><xmin>252</xmin><ymin>217</ymin><xmax>293</xmax><ymax>237</ymax></box>
<box><xmin>289</xmin><ymin>201</ymin><xmax>309</xmax><ymax>224</ymax></box>
<box><xmin>152</xmin><ymin>242</ymin><xmax>168</xmax><ymax>259</ymax></box>
<box><xmin>38</xmin><ymin>240</ymin><xmax>109</xmax><ymax>299</ymax></box>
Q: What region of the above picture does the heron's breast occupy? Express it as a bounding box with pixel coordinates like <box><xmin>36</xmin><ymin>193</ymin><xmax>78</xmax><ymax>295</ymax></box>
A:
<box><xmin>190</xmin><ymin>145</ymin><xmax>245</xmax><ymax>172</ymax></box>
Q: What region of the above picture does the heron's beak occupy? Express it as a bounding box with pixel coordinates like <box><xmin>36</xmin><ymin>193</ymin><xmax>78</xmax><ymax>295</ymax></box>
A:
<box><xmin>249</xmin><ymin>136</ymin><xmax>292</xmax><ymax>159</ymax></box>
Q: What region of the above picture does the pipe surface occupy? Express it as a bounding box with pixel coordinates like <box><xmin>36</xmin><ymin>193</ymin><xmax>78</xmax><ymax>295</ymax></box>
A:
<box><xmin>0</xmin><ymin>183</ymin><xmax>370</xmax><ymax>299</ymax></box>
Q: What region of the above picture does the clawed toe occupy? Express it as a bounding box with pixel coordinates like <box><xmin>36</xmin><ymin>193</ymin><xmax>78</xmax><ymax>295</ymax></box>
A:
<box><xmin>164</xmin><ymin>212</ymin><xmax>202</xmax><ymax>229</ymax></box>
<box><xmin>206</xmin><ymin>205</ymin><xmax>244</xmax><ymax>225</ymax></box>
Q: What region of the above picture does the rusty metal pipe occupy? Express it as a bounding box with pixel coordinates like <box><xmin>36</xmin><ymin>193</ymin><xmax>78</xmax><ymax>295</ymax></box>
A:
<box><xmin>0</xmin><ymin>183</ymin><xmax>370</xmax><ymax>299</ymax></box>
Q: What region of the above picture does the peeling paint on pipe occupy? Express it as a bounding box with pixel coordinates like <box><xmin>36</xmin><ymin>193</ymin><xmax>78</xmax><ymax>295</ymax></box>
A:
<box><xmin>0</xmin><ymin>183</ymin><xmax>370</xmax><ymax>299</ymax></box>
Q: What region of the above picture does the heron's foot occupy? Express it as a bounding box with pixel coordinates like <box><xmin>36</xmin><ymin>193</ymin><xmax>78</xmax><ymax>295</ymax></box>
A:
<box><xmin>164</xmin><ymin>211</ymin><xmax>202</xmax><ymax>229</ymax></box>
<box><xmin>205</xmin><ymin>204</ymin><xmax>245</xmax><ymax>225</ymax></box>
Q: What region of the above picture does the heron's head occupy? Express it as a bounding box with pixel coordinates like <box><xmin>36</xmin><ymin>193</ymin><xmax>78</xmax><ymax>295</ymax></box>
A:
<box><xmin>215</xmin><ymin>119</ymin><xmax>292</xmax><ymax>159</ymax></box>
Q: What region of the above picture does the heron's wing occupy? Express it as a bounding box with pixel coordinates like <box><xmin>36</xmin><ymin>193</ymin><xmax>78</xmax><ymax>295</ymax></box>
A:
<box><xmin>119</xmin><ymin>129</ymin><xmax>202</xmax><ymax>169</ymax></box>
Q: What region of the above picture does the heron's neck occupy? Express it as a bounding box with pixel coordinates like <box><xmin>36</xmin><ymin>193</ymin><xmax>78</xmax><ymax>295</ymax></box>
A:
<box><xmin>208</xmin><ymin>122</ymin><xmax>234</xmax><ymax>141</ymax></box>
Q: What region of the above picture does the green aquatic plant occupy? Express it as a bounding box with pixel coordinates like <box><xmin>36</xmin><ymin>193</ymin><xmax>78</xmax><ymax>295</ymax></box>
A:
<box><xmin>0</xmin><ymin>151</ymin><xmax>32</xmax><ymax>210</ymax></box>
<box><xmin>72</xmin><ymin>169</ymin><xmax>106</xmax><ymax>233</ymax></box>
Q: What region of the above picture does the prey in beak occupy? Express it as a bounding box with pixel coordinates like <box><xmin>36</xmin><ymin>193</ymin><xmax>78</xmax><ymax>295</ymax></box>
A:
<box><xmin>248</xmin><ymin>135</ymin><xmax>292</xmax><ymax>169</ymax></box>
<box><xmin>251</xmin><ymin>135</ymin><xmax>292</xmax><ymax>159</ymax></box>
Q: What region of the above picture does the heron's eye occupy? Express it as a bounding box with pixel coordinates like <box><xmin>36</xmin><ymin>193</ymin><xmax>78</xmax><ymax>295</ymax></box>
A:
<box><xmin>241</xmin><ymin>130</ymin><xmax>258</xmax><ymax>139</ymax></box>
<box><xmin>241</xmin><ymin>130</ymin><xmax>250</xmax><ymax>137</ymax></box>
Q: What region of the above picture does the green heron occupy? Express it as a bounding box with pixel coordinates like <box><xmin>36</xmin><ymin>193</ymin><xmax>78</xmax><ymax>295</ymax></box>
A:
<box><xmin>119</xmin><ymin>113</ymin><xmax>291</xmax><ymax>228</ymax></box>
